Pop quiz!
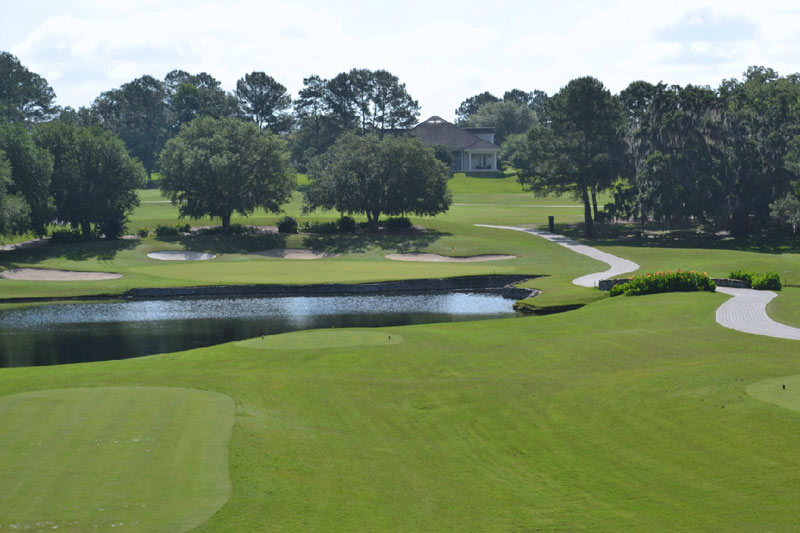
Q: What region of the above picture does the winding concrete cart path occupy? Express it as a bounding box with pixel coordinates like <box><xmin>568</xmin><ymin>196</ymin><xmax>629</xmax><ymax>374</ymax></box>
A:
<box><xmin>475</xmin><ymin>224</ymin><xmax>639</xmax><ymax>287</ymax></box>
<box><xmin>715</xmin><ymin>287</ymin><xmax>800</xmax><ymax>340</ymax></box>
<box><xmin>476</xmin><ymin>224</ymin><xmax>800</xmax><ymax>341</ymax></box>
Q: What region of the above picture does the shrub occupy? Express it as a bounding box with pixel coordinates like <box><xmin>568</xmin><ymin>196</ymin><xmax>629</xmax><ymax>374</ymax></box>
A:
<box><xmin>729</xmin><ymin>270</ymin><xmax>782</xmax><ymax>290</ymax></box>
<box><xmin>337</xmin><ymin>216</ymin><xmax>356</xmax><ymax>232</ymax></box>
<box><xmin>299</xmin><ymin>220</ymin><xmax>338</xmax><ymax>234</ymax></box>
<box><xmin>752</xmin><ymin>272</ymin><xmax>782</xmax><ymax>291</ymax></box>
<box><xmin>729</xmin><ymin>270</ymin><xmax>754</xmax><ymax>285</ymax></box>
<box><xmin>137</xmin><ymin>227</ymin><xmax>150</xmax><ymax>238</ymax></box>
<box><xmin>177</xmin><ymin>223</ymin><xmax>191</xmax><ymax>233</ymax></box>
<box><xmin>610</xmin><ymin>270</ymin><xmax>716</xmax><ymax>297</ymax></box>
<box><xmin>155</xmin><ymin>224</ymin><xmax>179</xmax><ymax>237</ymax></box>
<box><xmin>383</xmin><ymin>217</ymin><xmax>412</xmax><ymax>231</ymax></box>
<box><xmin>277</xmin><ymin>216</ymin><xmax>298</xmax><ymax>234</ymax></box>
<box><xmin>50</xmin><ymin>227</ymin><xmax>88</xmax><ymax>243</ymax></box>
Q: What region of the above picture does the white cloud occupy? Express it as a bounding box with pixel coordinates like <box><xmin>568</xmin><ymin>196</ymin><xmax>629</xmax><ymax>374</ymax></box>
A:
<box><xmin>4</xmin><ymin>0</ymin><xmax>800</xmax><ymax>119</ymax></box>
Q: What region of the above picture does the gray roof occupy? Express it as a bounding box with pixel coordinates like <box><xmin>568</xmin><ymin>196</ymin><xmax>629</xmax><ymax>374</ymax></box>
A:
<box><xmin>409</xmin><ymin>116</ymin><xmax>500</xmax><ymax>152</ymax></box>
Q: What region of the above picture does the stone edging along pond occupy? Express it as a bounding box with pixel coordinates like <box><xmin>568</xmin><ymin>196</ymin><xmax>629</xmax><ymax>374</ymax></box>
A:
<box><xmin>126</xmin><ymin>274</ymin><xmax>540</xmax><ymax>300</ymax></box>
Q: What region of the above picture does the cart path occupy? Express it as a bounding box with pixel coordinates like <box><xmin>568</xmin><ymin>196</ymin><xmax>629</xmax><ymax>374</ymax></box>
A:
<box><xmin>474</xmin><ymin>224</ymin><xmax>639</xmax><ymax>287</ymax></box>
<box><xmin>715</xmin><ymin>287</ymin><xmax>800</xmax><ymax>340</ymax></box>
<box><xmin>476</xmin><ymin>224</ymin><xmax>800</xmax><ymax>341</ymax></box>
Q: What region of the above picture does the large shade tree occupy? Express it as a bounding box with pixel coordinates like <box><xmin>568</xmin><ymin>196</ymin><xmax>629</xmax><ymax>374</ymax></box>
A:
<box><xmin>235</xmin><ymin>71</ymin><xmax>292</xmax><ymax>134</ymax></box>
<box><xmin>35</xmin><ymin>122</ymin><xmax>144</xmax><ymax>238</ymax></box>
<box><xmin>518</xmin><ymin>77</ymin><xmax>625</xmax><ymax>237</ymax></box>
<box><xmin>0</xmin><ymin>123</ymin><xmax>53</xmax><ymax>234</ymax></box>
<box><xmin>0</xmin><ymin>151</ymin><xmax>31</xmax><ymax>235</ymax></box>
<box><xmin>0</xmin><ymin>52</ymin><xmax>58</xmax><ymax>123</ymax></box>
<box><xmin>304</xmin><ymin>133</ymin><xmax>451</xmax><ymax>229</ymax></box>
<box><xmin>290</xmin><ymin>69</ymin><xmax>420</xmax><ymax>170</ymax></box>
<box><xmin>159</xmin><ymin>117</ymin><xmax>295</xmax><ymax>232</ymax></box>
<box><xmin>92</xmin><ymin>75</ymin><xmax>172</xmax><ymax>182</ymax></box>
<box><xmin>165</xmin><ymin>71</ymin><xmax>240</xmax><ymax>132</ymax></box>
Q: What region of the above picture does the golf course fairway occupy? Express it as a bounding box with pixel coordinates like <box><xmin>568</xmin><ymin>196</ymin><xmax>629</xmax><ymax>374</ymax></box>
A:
<box><xmin>3</xmin><ymin>175</ymin><xmax>800</xmax><ymax>529</ymax></box>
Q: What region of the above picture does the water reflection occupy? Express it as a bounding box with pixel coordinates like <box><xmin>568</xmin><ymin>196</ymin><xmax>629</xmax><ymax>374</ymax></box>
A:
<box><xmin>0</xmin><ymin>293</ymin><xmax>518</xmax><ymax>367</ymax></box>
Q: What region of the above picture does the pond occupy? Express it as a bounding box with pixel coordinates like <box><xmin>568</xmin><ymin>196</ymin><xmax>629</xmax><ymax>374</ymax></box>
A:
<box><xmin>0</xmin><ymin>292</ymin><xmax>520</xmax><ymax>367</ymax></box>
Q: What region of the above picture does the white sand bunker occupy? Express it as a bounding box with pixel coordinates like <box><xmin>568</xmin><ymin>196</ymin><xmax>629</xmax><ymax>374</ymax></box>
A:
<box><xmin>147</xmin><ymin>251</ymin><xmax>216</xmax><ymax>261</ymax></box>
<box><xmin>252</xmin><ymin>248</ymin><xmax>336</xmax><ymax>260</ymax></box>
<box><xmin>0</xmin><ymin>268</ymin><xmax>122</xmax><ymax>281</ymax></box>
<box><xmin>385</xmin><ymin>253</ymin><xmax>516</xmax><ymax>263</ymax></box>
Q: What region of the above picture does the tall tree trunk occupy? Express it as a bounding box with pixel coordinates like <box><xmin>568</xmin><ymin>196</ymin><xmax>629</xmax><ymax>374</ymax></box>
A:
<box><xmin>591</xmin><ymin>184</ymin><xmax>599</xmax><ymax>222</ymax></box>
<box><xmin>221</xmin><ymin>213</ymin><xmax>231</xmax><ymax>234</ymax></box>
<box><xmin>81</xmin><ymin>220</ymin><xmax>92</xmax><ymax>239</ymax></box>
<box><xmin>366</xmin><ymin>210</ymin><xmax>380</xmax><ymax>231</ymax></box>
<box><xmin>581</xmin><ymin>186</ymin><xmax>594</xmax><ymax>237</ymax></box>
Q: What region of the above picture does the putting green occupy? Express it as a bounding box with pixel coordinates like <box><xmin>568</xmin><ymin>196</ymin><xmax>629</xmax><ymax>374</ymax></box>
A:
<box><xmin>236</xmin><ymin>328</ymin><xmax>404</xmax><ymax>350</ymax></box>
<box><xmin>748</xmin><ymin>374</ymin><xmax>800</xmax><ymax>413</ymax></box>
<box><xmin>0</xmin><ymin>386</ymin><xmax>234</xmax><ymax>531</ymax></box>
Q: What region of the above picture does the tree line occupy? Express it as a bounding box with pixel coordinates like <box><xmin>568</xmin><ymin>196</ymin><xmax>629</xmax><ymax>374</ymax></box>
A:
<box><xmin>0</xmin><ymin>52</ymin><xmax>452</xmax><ymax>237</ymax></box>
<box><xmin>513</xmin><ymin>67</ymin><xmax>800</xmax><ymax>237</ymax></box>
<box><xmin>5</xmin><ymin>47</ymin><xmax>800</xmax><ymax>240</ymax></box>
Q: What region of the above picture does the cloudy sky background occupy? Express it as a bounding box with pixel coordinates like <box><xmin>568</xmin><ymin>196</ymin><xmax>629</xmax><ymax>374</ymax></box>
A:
<box><xmin>2</xmin><ymin>0</ymin><xmax>800</xmax><ymax>120</ymax></box>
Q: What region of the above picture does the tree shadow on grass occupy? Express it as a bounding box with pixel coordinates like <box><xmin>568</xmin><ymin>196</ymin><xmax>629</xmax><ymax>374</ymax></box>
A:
<box><xmin>159</xmin><ymin>233</ymin><xmax>289</xmax><ymax>254</ymax></box>
<box><xmin>0</xmin><ymin>238</ymin><xmax>139</xmax><ymax>267</ymax></box>
<box><xmin>556</xmin><ymin>222</ymin><xmax>800</xmax><ymax>254</ymax></box>
<box><xmin>302</xmin><ymin>230</ymin><xmax>448</xmax><ymax>254</ymax></box>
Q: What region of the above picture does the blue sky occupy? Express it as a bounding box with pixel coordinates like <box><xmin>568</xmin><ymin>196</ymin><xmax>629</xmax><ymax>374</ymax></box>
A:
<box><xmin>2</xmin><ymin>0</ymin><xmax>799</xmax><ymax>120</ymax></box>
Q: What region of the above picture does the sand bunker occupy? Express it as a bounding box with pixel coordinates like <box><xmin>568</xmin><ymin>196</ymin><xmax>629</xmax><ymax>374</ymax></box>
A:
<box><xmin>252</xmin><ymin>248</ymin><xmax>335</xmax><ymax>260</ymax></box>
<box><xmin>147</xmin><ymin>251</ymin><xmax>216</xmax><ymax>261</ymax></box>
<box><xmin>0</xmin><ymin>268</ymin><xmax>122</xmax><ymax>281</ymax></box>
<box><xmin>385</xmin><ymin>253</ymin><xmax>516</xmax><ymax>263</ymax></box>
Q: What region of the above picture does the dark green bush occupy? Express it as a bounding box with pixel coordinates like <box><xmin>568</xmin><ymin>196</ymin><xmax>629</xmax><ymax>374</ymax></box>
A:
<box><xmin>177</xmin><ymin>223</ymin><xmax>191</xmax><ymax>233</ymax></box>
<box><xmin>610</xmin><ymin>270</ymin><xmax>716</xmax><ymax>297</ymax></box>
<box><xmin>50</xmin><ymin>227</ymin><xmax>88</xmax><ymax>243</ymax></box>
<box><xmin>299</xmin><ymin>220</ymin><xmax>337</xmax><ymax>234</ymax></box>
<box><xmin>752</xmin><ymin>272</ymin><xmax>782</xmax><ymax>290</ymax></box>
<box><xmin>277</xmin><ymin>216</ymin><xmax>298</xmax><ymax>234</ymax></box>
<box><xmin>383</xmin><ymin>217</ymin><xmax>412</xmax><ymax>231</ymax></box>
<box><xmin>155</xmin><ymin>224</ymin><xmax>179</xmax><ymax>237</ymax></box>
<box><xmin>729</xmin><ymin>270</ymin><xmax>782</xmax><ymax>290</ymax></box>
<box><xmin>337</xmin><ymin>216</ymin><xmax>356</xmax><ymax>232</ymax></box>
<box><xmin>137</xmin><ymin>227</ymin><xmax>149</xmax><ymax>238</ymax></box>
<box><xmin>729</xmin><ymin>270</ymin><xmax>754</xmax><ymax>284</ymax></box>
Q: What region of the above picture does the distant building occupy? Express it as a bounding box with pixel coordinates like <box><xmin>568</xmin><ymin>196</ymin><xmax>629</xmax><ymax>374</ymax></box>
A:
<box><xmin>407</xmin><ymin>116</ymin><xmax>500</xmax><ymax>172</ymax></box>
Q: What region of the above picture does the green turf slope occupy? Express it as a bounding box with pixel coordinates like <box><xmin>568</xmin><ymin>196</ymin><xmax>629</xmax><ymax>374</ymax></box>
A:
<box><xmin>3</xmin><ymin>292</ymin><xmax>800</xmax><ymax>529</ymax></box>
<box><xmin>0</xmin><ymin>386</ymin><xmax>234</xmax><ymax>532</ymax></box>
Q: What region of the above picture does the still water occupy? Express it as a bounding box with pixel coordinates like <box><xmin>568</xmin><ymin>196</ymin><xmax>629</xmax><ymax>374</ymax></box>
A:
<box><xmin>0</xmin><ymin>292</ymin><xmax>518</xmax><ymax>367</ymax></box>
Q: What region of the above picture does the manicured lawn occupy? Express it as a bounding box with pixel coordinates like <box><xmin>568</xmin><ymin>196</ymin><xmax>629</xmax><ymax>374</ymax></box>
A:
<box><xmin>0</xmin><ymin>386</ymin><xmax>233</xmax><ymax>531</ymax></box>
<box><xmin>767</xmin><ymin>286</ymin><xmax>800</xmax><ymax>327</ymax></box>
<box><xmin>2</xmin><ymin>293</ymin><xmax>800</xmax><ymax>529</ymax></box>
<box><xmin>3</xmin><ymin>173</ymin><xmax>800</xmax><ymax>529</ymax></box>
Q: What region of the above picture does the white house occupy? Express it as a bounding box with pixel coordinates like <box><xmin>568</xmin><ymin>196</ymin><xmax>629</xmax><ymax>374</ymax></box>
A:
<box><xmin>407</xmin><ymin>116</ymin><xmax>501</xmax><ymax>172</ymax></box>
